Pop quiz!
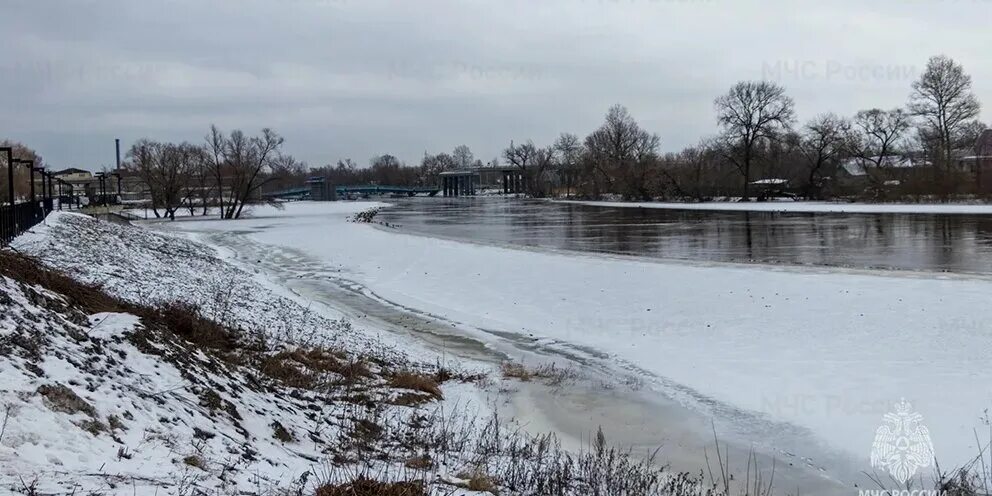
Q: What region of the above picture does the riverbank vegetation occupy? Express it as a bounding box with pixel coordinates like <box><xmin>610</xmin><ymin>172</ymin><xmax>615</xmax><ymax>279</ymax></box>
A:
<box><xmin>308</xmin><ymin>54</ymin><xmax>990</xmax><ymax>204</ymax></box>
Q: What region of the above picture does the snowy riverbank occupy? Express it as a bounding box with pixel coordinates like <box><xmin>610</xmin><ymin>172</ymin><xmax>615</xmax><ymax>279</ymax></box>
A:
<box><xmin>155</xmin><ymin>201</ymin><xmax>992</xmax><ymax>489</ymax></box>
<box><xmin>12</xmin><ymin>211</ymin><xmax>757</xmax><ymax>495</ymax></box>
<box><xmin>553</xmin><ymin>199</ymin><xmax>992</xmax><ymax>215</ymax></box>
<box><xmin>4</xmin><ymin>213</ymin><xmax>496</xmax><ymax>495</ymax></box>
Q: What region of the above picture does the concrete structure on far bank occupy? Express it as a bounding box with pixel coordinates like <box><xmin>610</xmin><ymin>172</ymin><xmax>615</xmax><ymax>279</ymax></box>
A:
<box><xmin>441</xmin><ymin>167</ymin><xmax>527</xmax><ymax>197</ymax></box>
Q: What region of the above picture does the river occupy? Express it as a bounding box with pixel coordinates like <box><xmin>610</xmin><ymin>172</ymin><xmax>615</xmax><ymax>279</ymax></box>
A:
<box><xmin>378</xmin><ymin>197</ymin><xmax>992</xmax><ymax>274</ymax></box>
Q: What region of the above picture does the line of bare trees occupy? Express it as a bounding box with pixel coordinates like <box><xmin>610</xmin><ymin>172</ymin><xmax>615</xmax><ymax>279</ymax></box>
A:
<box><xmin>15</xmin><ymin>54</ymin><xmax>983</xmax><ymax>209</ymax></box>
<box><xmin>502</xmin><ymin>54</ymin><xmax>985</xmax><ymax>202</ymax></box>
<box><xmin>126</xmin><ymin>126</ymin><xmax>303</xmax><ymax>219</ymax></box>
<box><xmin>303</xmin><ymin>53</ymin><xmax>986</xmax><ymax>203</ymax></box>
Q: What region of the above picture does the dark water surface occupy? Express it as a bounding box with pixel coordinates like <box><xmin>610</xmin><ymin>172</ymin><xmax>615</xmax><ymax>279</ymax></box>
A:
<box><xmin>378</xmin><ymin>197</ymin><xmax>992</xmax><ymax>274</ymax></box>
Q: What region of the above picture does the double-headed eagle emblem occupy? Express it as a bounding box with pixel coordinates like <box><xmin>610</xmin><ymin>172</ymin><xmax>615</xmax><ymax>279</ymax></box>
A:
<box><xmin>870</xmin><ymin>399</ymin><xmax>935</xmax><ymax>484</ymax></box>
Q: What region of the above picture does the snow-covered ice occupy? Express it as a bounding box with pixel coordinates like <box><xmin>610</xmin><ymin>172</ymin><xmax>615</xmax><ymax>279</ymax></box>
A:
<box><xmin>161</xmin><ymin>201</ymin><xmax>992</xmax><ymax>477</ymax></box>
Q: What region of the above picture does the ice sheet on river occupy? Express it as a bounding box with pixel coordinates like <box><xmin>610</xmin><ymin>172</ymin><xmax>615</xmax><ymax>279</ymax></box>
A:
<box><xmin>164</xmin><ymin>201</ymin><xmax>992</xmax><ymax>473</ymax></box>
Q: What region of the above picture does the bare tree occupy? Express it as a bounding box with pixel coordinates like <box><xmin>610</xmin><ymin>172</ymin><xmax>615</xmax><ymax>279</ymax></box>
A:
<box><xmin>186</xmin><ymin>146</ymin><xmax>213</xmax><ymax>216</ymax></box>
<box><xmin>798</xmin><ymin>114</ymin><xmax>847</xmax><ymax>199</ymax></box>
<box><xmin>125</xmin><ymin>139</ymin><xmax>163</xmax><ymax>218</ymax></box>
<box><xmin>845</xmin><ymin>108</ymin><xmax>911</xmax><ymax>188</ymax></box>
<box><xmin>369</xmin><ymin>154</ymin><xmax>406</xmax><ymax>184</ymax></box>
<box><xmin>503</xmin><ymin>140</ymin><xmax>539</xmax><ymax>193</ymax></box>
<box><xmin>583</xmin><ymin>104</ymin><xmax>660</xmax><ymax>200</ymax></box>
<box><xmin>660</xmin><ymin>139</ymin><xmax>726</xmax><ymax>202</ymax></box>
<box><xmin>419</xmin><ymin>152</ymin><xmax>456</xmax><ymax>186</ymax></box>
<box><xmin>528</xmin><ymin>146</ymin><xmax>557</xmax><ymax>198</ymax></box>
<box><xmin>715</xmin><ymin>81</ymin><xmax>795</xmax><ymax>201</ymax></box>
<box><xmin>961</xmin><ymin>121</ymin><xmax>990</xmax><ymax>147</ymax></box>
<box><xmin>909</xmin><ymin>55</ymin><xmax>981</xmax><ymax>169</ymax></box>
<box><xmin>263</xmin><ymin>154</ymin><xmax>307</xmax><ymax>202</ymax></box>
<box><xmin>207</xmin><ymin>126</ymin><xmax>284</xmax><ymax>219</ymax></box>
<box><xmin>452</xmin><ymin>145</ymin><xmax>474</xmax><ymax>169</ymax></box>
<box><xmin>205</xmin><ymin>125</ymin><xmax>228</xmax><ymax>217</ymax></box>
<box><xmin>553</xmin><ymin>133</ymin><xmax>583</xmax><ymax>197</ymax></box>
<box><xmin>125</xmin><ymin>140</ymin><xmax>201</xmax><ymax>220</ymax></box>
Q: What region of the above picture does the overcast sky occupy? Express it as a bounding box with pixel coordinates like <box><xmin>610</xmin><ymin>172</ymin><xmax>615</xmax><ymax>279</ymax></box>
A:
<box><xmin>2</xmin><ymin>0</ymin><xmax>990</xmax><ymax>171</ymax></box>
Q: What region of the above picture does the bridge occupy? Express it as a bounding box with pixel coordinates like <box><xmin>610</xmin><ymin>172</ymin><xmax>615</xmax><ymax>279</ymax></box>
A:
<box><xmin>262</xmin><ymin>184</ymin><xmax>440</xmax><ymax>200</ymax></box>
<box><xmin>262</xmin><ymin>187</ymin><xmax>310</xmax><ymax>200</ymax></box>
<box><xmin>335</xmin><ymin>185</ymin><xmax>439</xmax><ymax>197</ymax></box>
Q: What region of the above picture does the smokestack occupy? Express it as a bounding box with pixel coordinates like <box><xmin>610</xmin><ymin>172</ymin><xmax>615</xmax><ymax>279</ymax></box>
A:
<box><xmin>115</xmin><ymin>139</ymin><xmax>121</xmax><ymax>171</ymax></box>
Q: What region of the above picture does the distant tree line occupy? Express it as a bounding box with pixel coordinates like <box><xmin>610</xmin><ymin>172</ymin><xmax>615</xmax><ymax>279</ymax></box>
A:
<box><xmin>6</xmin><ymin>54</ymin><xmax>988</xmax><ymax>210</ymax></box>
<box><xmin>299</xmin><ymin>54</ymin><xmax>987</xmax><ymax>203</ymax></box>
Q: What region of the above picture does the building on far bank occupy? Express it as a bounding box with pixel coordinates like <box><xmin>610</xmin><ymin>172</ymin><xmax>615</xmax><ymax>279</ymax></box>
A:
<box><xmin>959</xmin><ymin>130</ymin><xmax>992</xmax><ymax>194</ymax></box>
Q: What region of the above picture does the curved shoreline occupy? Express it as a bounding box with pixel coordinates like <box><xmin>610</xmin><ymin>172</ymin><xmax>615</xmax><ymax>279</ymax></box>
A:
<box><xmin>161</xmin><ymin>220</ymin><xmax>863</xmax><ymax>495</ymax></box>
<box><xmin>550</xmin><ymin>198</ymin><xmax>992</xmax><ymax>215</ymax></box>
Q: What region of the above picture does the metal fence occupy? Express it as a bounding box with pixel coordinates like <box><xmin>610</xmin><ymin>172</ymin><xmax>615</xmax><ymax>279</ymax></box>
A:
<box><xmin>0</xmin><ymin>200</ymin><xmax>51</xmax><ymax>246</ymax></box>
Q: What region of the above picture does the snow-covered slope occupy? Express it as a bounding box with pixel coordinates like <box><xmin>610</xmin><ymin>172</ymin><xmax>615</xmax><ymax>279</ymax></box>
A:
<box><xmin>2</xmin><ymin>214</ymin><xmax>463</xmax><ymax>495</ymax></box>
<box><xmin>0</xmin><ymin>256</ymin><xmax>405</xmax><ymax>495</ymax></box>
<box><xmin>12</xmin><ymin>212</ymin><xmax>407</xmax><ymax>361</ymax></box>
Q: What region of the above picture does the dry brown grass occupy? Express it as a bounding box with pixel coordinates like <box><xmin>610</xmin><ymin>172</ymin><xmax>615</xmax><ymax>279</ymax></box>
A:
<box><xmin>153</xmin><ymin>301</ymin><xmax>239</xmax><ymax>352</ymax></box>
<box><xmin>79</xmin><ymin>418</ymin><xmax>106</xmax><ymax>435</ymax></box>
<box><xmin>315</xmin><ymin>477</ymin><xmax>425</xmax><ymax>496</ymax></box>
<box><xmin>391</xmin><ymin>393</ymin><xmax>434</xmax><ymax>407</ymax></box>
<box><xmin>0</xmin><ymin>251</ymin><xmax>120</xmax><ymax>314</ymax></box>
<box><xmin>500</xmin><ymin>361</ymin><xmax>575</xmax><ymax>386</ymax></box>
<box><xmin>0</xmin><ymin>251</ymin><xmax>384</xmax><ymax>397</ymax></box>
<box><xmin>271</xmin><ymin>421</ymin><xmax>294</xmax><ymax>443</ymax></box>
<box><xmin>0</xmin><ymin>251</ymin><xmax>243</xmax><ymax>355</ymax></box>
<box><xmin>36</xmin><ymin>384</ymin><xmax>95</xmax><ymax>417</ymax></box>
<box><xmin>260</xmin><ymin>349</ymin><xmax>371</xmax><ymax>389</ymax></box>
<box><xmin>182</xmin><ymin>454</ymin><xmax>206</xmax><ymax>470</ymax></box>
<box><xmin>388</xmin><ymin>372</ymin><xmax>442</xmax><ymax>400</ymax></box>
<box><xmin>499</xmin><ymin>362</ymin><xmax>534</xmax><ymax>381</ymax></box>
<box><xmin>456</xmin><ymin>468</ymin><xmax>498</xmax><ymax>494</ymax></box>
<box><xmin>403</xmin><ymin>455</ymin><xmax>432</xmax><ymax>470</ymax></box>
<box><xmin>349</xmin><ymin>418</ymin><xmax>384</xmax><ymax>446</ymax></box>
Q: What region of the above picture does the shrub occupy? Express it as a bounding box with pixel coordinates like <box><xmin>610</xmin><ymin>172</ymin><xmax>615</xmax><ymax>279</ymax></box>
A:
<box><xmin>315</xmin><ymin>477</ymin><xmax>424</xmax><ymax>496</ymax></box>
<box><xmin>389</xmin><ymin>372</ymin><xmax>442</xmax><ymax>400</ymax></box>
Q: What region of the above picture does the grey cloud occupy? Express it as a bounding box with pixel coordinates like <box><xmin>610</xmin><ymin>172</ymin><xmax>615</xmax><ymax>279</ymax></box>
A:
<box><xmin>1</xmin><ymin>0</ymin><xmax>989</xmax><ymax>169</ymax></box>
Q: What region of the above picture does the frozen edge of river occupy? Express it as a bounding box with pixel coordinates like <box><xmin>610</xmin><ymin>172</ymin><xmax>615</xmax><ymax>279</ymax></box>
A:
<box><xmin>163</xmin><ymin>219</ymin><xmax>862</xmax><ymax>495</ymax></box>
<box><xmin>553</xmin><ymin>199</ymin><xmax>992</xmax><ymax>215</ymax></box>
<box><xmin>157</xmin><ymin>201</ymin><xmax>992</xmax><ymax>493</ymax></box>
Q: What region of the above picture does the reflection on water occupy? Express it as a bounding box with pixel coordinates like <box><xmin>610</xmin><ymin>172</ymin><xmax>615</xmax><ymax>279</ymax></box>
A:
<box><xmin>378</xmin><ymin>198</ymin><xmax>992</xmax><ymax>274</ymax></box>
